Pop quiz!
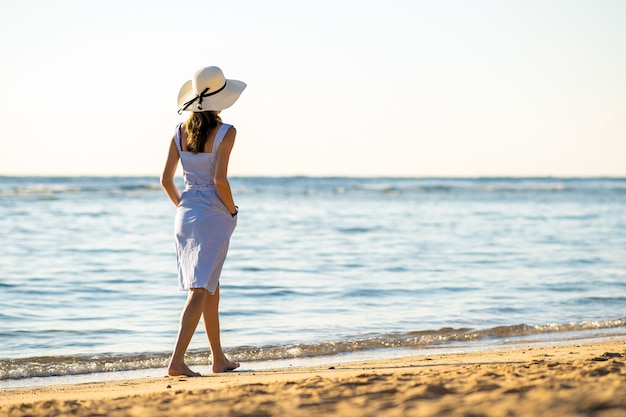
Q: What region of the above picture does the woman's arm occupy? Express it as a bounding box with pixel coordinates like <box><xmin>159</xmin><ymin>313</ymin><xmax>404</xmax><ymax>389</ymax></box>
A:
<box><xmin>161</xmin><ymin>138</ymin><xmax>181</xmax><ymax>207</ymax></box>
<box><xmin>214</xmin><ymin>126</ymin><xmax>237</xmax><ymax>214</ymax></box>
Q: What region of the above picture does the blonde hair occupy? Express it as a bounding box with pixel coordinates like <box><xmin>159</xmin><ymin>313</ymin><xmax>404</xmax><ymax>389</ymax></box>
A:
<box><xmin>184</xmin><ymin>111</ymin><xmax>221</xmax><ymax>153</ymax></box>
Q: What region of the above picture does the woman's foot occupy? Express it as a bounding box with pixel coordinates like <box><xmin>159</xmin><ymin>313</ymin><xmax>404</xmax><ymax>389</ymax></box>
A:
<box><xmin>213</xmin><ymin>357</ymin><xmax>240</xmax><ymax>373</ymax></box>
<box><xmin>168</xmin><ymin>362</ymin><xmax>201</xmax><ymax>377</ymax></box>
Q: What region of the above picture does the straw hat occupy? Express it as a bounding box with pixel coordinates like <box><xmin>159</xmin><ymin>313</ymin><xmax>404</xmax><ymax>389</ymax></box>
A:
<box><xmin>177</xmin><ymin>66</ymin><xmax>246</xmax><ymax>113</ymax></box>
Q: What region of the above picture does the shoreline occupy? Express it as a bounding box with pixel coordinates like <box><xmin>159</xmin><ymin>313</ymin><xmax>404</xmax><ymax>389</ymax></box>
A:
<box><xmin>4</xmin><ymin>329</ymin><xmax>625</xmax><ymax>391</ymax></box>
<box><xmin>2</xmin><ymin>338</ymin><xmax>625</xmax><ymax>416</ymax></box>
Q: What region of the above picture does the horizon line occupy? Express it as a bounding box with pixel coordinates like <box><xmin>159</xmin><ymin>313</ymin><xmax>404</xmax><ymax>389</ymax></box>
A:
<box><xmin>1</xmin><ymin>174</ymin><xmax>625</xmax><ymax>180</ymax></box>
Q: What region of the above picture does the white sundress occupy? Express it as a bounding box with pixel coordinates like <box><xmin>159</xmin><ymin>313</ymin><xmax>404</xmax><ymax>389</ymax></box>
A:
<box><xmin>173</xmin><ymin>122</ymin><xmax>237</xmax><ymax>294</ymax></box>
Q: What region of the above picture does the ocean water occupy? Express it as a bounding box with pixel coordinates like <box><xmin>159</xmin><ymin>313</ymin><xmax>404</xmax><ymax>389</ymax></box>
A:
<box><xmin>1</xmin><ymin>176</ymin><xmax>625</xmax><ymax>386</ymax></box>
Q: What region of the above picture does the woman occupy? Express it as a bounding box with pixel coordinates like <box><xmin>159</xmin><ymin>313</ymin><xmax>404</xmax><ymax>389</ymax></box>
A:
<box><xmin>161</xmin><ymin>66</ymin><xmax>246</xmax><ymax>376</ymax></box>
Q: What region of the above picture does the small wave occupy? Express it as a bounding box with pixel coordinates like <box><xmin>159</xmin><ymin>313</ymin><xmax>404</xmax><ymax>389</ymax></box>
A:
<box><xmin>347</xmin><ymin>178</ymin><xmax>626</xmax><ymax>195</ymax></box>
<box><xmin>2</xmin><ymin>318</ymin><xmax>624</xmax><ymax>381</ymax></box>
<box><xmin>2</xmin><ymin>177</ymin><xmax>625</xmax><ymax>198</ymax></box>
<box><xmin>0</xmin><ymin>353</ymin><xmax>170</xmax><ymax>381</ymax></box>
<box><xmin>0</xmin><ymin>185</ymin><xmax>81</xmax><ymax>197</ymax></box>
<box><xmin>336</xmin><ymin>227</ymin><xmax>374</xmax><ymax>234</ymax></box>
<box><xmin>0</xmin><ymin>177</ymin><xmax>161</xmax><ymax>197</ymax></box>
<box><xmin>353</xmin><ymin>183</ymin><xmax>405</xmax><ymax>195</ymax></box>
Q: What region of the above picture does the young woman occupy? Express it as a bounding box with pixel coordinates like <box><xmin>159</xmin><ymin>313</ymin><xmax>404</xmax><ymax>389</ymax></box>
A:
<box><xmin>160</xmin><ymin>66</ymin><xmax>246</xmax><ymax>376</ymax></box>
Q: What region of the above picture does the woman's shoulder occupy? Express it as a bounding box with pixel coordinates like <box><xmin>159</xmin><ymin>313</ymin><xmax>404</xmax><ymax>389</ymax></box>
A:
<box><xmin>223</xmin><ymin>124</ymin><xmax>236</xmax><ymax>138</ymax></box>
<box><xmin>217</xmin><ymin>124</ymin><xmax>236</xmax><ymax>151</ymax></box>
<box><xmin>218</xmin><ymin>122</ymin><xmax>236</xmax><ymax>137</ymax></box>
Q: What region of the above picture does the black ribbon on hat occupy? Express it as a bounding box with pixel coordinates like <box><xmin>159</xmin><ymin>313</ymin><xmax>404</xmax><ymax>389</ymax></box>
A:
<box><xmin>178</xmin><ymin>82</ymin><xmax>227</xmax><ymax>114</ymax></box>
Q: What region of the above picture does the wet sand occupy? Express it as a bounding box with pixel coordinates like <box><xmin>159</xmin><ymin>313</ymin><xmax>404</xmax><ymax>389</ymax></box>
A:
<box><xmin>2</xmin><ymin>339</ymin><xmax>625</xmax><ymax>416</ymax></box>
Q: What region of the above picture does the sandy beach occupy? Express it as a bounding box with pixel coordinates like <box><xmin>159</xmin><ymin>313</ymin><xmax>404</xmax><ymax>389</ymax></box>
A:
<box><xmin>2</xmin><ymin>338</ymin><xmax>625</xmax><ymax>417</ymax></box>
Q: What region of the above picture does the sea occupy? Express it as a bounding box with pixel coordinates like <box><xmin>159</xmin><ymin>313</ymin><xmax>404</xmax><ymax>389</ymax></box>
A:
<box><xmin>1</xmin><ymin>176</ymin><xmax>625</xmax><ymax>389</ymax></box>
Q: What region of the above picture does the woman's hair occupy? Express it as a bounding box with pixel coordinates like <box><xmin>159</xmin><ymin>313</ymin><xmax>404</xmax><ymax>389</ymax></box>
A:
<box><xmin>184</xmin><ymin>111</ymin><xmax>222</xmax><ymax>153</ymax></box>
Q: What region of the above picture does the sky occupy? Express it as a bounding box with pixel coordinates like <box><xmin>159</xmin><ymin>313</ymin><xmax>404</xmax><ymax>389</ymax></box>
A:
<box><xmin>0</xmin><ymin>0</ymin><xmax>625</xmax><ymax>177</ymax></box>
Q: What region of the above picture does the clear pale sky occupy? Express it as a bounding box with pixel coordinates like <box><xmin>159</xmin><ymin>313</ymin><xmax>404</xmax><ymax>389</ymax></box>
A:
<box><xmin>1</xmin><ymin>0</ymin><xmax>625</xmax><ymax>177</ymax></box>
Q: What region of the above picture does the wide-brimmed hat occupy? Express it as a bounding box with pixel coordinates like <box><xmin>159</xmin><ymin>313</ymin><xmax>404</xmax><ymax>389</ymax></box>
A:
<box><xmin>177</xmin><ymin>66</ymin><xmax>246</xmax><ymax>113</ymax></box>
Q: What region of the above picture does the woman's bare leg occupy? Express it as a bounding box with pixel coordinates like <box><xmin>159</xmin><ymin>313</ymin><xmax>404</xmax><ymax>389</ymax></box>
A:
<box><xmin>202</xmin><ymin>286</ymin><xmax>240</xmax><ymax>372</ymax></box>
<box><xmin>168</xmin><ymin>288</ymin><xmax>208</xmax><ymax>376</ymax></box>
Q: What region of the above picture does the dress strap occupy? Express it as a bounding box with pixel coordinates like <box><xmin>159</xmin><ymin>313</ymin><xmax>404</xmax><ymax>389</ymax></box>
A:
<box><xmin>212</xmin><ymin>123</ymin><xmax>232</xmax><ymax>153</ymax></box>
<box><xmin>174</xmin><ymin>123</ymin><xmax>184</xmax><ymax>152</ymax></box>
